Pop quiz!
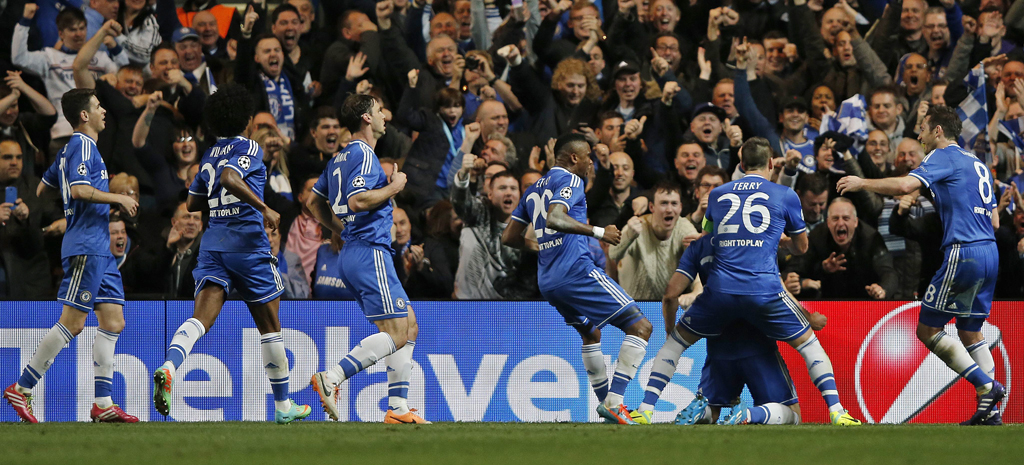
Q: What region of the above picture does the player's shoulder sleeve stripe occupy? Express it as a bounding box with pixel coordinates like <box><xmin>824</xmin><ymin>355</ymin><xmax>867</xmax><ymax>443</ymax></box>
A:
<box><xmin>225</xmin><ymin>163</ymin><xmax>245</xmax><ymax>177</ymax></box>
<box><xmin>187</xmin><ymin>189</ymin><xmax>204</xmax><ymax>196</ymax></box>
<box><xmin>786</xmin><ymin>226</ymin><xmax>807</xmax><ymax>235</ymax></box>
<box><xmin>362</xmin><ymin>147</ymin><xmax>371</xmax><ymax>175</ymax></box>
<box><xmin>247</xmin><ymin>139</ymin><xmax>258</xmax><ymax>157</ymax></box>
<box><xmin>676</xmin><ymin>268</ymin><xmax>696</xmax><ymax>281</ymax></box>
<box><xmin>80</xmin><ymin>136</ymin><xmax>90</xmax><ymax>161</ymax></box>
<box><xmin>311</xmin><ymin>185</ymin><xmax>328</xmax><ymax>198</ymax></box>
<box><xmin>69</xmin><ymin>180</ymin><xmax>91</xmax><ymax>186</ymax></box>
<box><xmin>549</xmin><ymin>199</ymin><xmax>571</xmax><ymax>208</ymax></box>
<box><xmin>41</xmin><ymin>176</ymin><xmax>57</xmax><ymax>187</ymax></box>
<box><xmin>346</xmin><ymin>187</ymin><xmax>368</xmax><ymax>199</ymax></box>
<box><xmin>510</xmin><ymin>214</ymin><xmax>528</xmax><ymax>224</ymax></box>
<box><xmin>907</xmin><ymin>171</ymin><xmax>929</xmax><ymax>188</ymax></box>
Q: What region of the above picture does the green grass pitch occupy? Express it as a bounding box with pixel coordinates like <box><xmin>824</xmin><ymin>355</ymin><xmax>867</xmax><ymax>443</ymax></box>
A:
<box><xmin>2</xmin><ymin>422</ymin><xmax>1023</xmax><ymax>465</ymax></box>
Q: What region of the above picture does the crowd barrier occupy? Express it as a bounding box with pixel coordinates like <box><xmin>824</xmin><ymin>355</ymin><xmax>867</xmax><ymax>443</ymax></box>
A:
<box><xmin>0</xmin><ymin>300</ymin><xmax>1020</xmax><ymax>423</ymax></box>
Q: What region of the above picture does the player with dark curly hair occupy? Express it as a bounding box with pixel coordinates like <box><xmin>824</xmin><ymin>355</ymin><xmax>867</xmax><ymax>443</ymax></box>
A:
<box><xmin>152</xmin><ymin>83</ymin><xmax>312</xmax><ymax>424</ymax></box>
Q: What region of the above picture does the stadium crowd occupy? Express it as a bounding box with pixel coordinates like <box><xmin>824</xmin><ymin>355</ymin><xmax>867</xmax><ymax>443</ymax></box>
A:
<box><xmin>1</xmin><ymin>0</ymin><xmax>1024</xmax><ymax>302</ymax></box>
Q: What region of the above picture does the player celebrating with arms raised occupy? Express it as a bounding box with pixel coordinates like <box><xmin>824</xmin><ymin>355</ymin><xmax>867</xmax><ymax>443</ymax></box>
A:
<box><xmin>669</xmin><ymin>137</ymin><xmax>861</xmax><ymax>425</ymax></box>
<box><xmin>502</xmin><ymin>134</ymin><xmax>653</xmax><ymax>425</ymax></box>
<box><xmin>152</xmin><ymin>83</ymin><xmax>311</xmax><ymax>424</ymax></box>
<box><xmin>308</xmin><ymin>94</ymin><xmax>427</xmax><ymax>424</ymax></box>
<box><xmin>838</xmin><ymin>105</ymin><xmax>1005</xmax><ymax>425</ymax></box>
<box><xmin>3</xmin><ymin>89</ymin><xmax>139</xmax><ymax>423</ymax></box>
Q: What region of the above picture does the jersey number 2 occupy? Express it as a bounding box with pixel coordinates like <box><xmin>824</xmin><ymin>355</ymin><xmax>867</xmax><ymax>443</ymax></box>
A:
<box><xmin>717</xmin><ymin>192</ymin><xmax>771</xmax><ymax>235</ymax></box>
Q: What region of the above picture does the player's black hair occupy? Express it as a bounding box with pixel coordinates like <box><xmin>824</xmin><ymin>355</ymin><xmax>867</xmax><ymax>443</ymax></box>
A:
<box><xmin>56</xmin><ymin>8</ymin><xmax>86</xmax><ymax>32</ymax></box>
<box><xmin>203</xmin><ymin>83</ymin><xmax>255</xmax><ymax>138</ymax></box>
<box><xmin>795</xmin><ymin>171</ymin><xmax>828</xmax><ymax>196</ymax></box>
<box><xmin>61</xmin><ymin>88</ymin><xmax>96</xmax><ymax>126</ymax></box>
<box><xmin>739</xmin><ymin>137</ymin><xmax>773</xmax><ymax>170</ymax></box>
<box><xmin>270</xmin><ymin>3</ymin><xmax>301</xmax><ymax>26</ymax></box>
<box><xmin>554</xmin><ymin>133</ymin><xmax>590</xmax><ymax>162</ymax></box>
<box><xmin>339</xmin><ymin>94</ymin><xmax>378</xmax><ymax>133</ymax></box>
<box><xmin>924</xmin><ymin>104</ymin><xmax>962</xmax><ymax>140</ymax></box>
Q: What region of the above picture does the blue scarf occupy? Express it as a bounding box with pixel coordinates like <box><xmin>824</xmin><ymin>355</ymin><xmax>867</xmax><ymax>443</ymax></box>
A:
<box><xmin>261</xmin><ymin>72</ymin><xmax>295</xmax><ymax>140</ymax></box>
<box><xmin>437</xmin><ymin>116</ymin><xmax>464</xmax><ymax>189</ymax></box>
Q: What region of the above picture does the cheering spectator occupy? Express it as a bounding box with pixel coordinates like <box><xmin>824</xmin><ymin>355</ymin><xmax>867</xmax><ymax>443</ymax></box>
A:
<box><xmin>320</xmin><ymin>11</ymin><xmax>383</xmax><ymax>104</ymax></box>
<box><xmin>285</xmin><ymin>176</ymin><xmax>324</xmax><ymax>287</ymax></box>
<box><xmin>398</xmin><ymin>81</ymin><xmax>466</xmax><ymax>212</ymax></box>
<box><xmin>0</xmin><ymin>72</ymin><xmax>57</xmax><ymax>178</ymax></box>
<box><xmin>685</xmin><ymin>165</ymin><xmax>727</xmax><ymax>229</ymax></box>
<box><xmin>119</xmin><ymin>0</ymin><xmax>163</xmax><ymax>66</ymax></box>
<box><xmin>0</xmin><ymin>137</ymin><xmax>52</xmax><ymax>298</ymax></box>
<box><xmin>290</xmin><ymin>107</ymin><xmax>346</xmax><ymax>189</ymax></box>
<box><xmin>161</xmin><ymin>201</ymin><xmax>204</xmax><ymax>299</ymax></box>
<box><xmin>405</xmin><ymin>199</ymin><xmax>461</xmax><ymax>299</ymax></box>
<box><xmin>588</xmin><ymin>151</ymin><xmax>640</xmax><ymax>228</ymax></box>
<box><xmin>608</xmin><ymin>180</ymin><xmax>698</xmax><ymax>300</ymax></box>
<box><xmin>235</xmin><ymin>7</ymin><xmax>307</xmax><ymax>140</ymax></box>
<box><xmin>796</xmin><ymin>198</ymin><xmax>898</xmax><ymax>300</ymax></box>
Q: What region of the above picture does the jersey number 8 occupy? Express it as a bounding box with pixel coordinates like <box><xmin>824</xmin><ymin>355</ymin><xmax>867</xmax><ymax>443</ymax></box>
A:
<box><xmin>974</xmin><ymin>161</ymin><xmax>993</xmax><ymax>204</ymax></box>
<box><xmin>717</xmin><ymin>192</ymin><xmax>771</xmax><ymax>235</ymax></box>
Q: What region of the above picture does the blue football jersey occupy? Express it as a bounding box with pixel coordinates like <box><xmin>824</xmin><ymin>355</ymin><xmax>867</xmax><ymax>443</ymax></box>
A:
<box><xmin>510</xmin><ymin>166</ymin><xmax>595</xmax><ymax>290</ymax></box>
<box><xmin>41</xmin><ymin>133</ymin><xmax>112</xmax><ymax>258</ymax></box>
<box><xmin>311</xmin><ymin>140</ymin><xmax>392</xmax><ymax>248</ymax></box>
<box><xmin>676</xmin><ymin>235</ymin><xmax>779</xmax><ymax>360</ymax></box>
<box><xmin>188</xmin><ymin>137</ymin><xmax>270</xmax><ymax>253</ymax></box>
<box><xmin>703</xmin><ymin>174</ymin><xmax>806</xmax><ymax>295</ymax></box>
<box><xmin>908</xmin><ymin>144</ymin><xmax>997</xmax><ymax>249</ymax></box>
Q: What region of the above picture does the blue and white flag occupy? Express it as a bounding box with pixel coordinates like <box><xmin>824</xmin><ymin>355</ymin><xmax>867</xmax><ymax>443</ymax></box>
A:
<box><xmin>956</xmin><ymin>66</ymin><xmax>988</xmax><ymax>150</ymax></box>
<box><xmin>818</xmin><ymin>94</ymin><xmax>869</xmax><ymax>155</ymax></box>
<box><xmin>998</xmin><ymin>116</ymin><xmax>1024</xmax><ymax>165</ymax></box>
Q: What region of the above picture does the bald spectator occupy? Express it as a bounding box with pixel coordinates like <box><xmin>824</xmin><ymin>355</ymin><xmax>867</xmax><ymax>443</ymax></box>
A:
<box><xmin>796</xmin><ymin>198</ymin><xmax>898</xmax><ymax>300</ymax></box>
<box><xmin>0</xmin><ymin>137</ymin><xmax>52</xmax><ymax>298</ymax></box>
<box><xmin>588</xmin><ymin>151</ymin><xmax>640</xmax><ymax>227</ymax></box>
<box><xmin>609</xmin><ymin>180</ymin><xmax>698</xmax><ymax>300</ymax></box>
<box><xmin>191</xmin><ymin>10</ymin><xmax>226</xmax><ymax>58</ymax></box>
<box><xmin>861</xmin><ymin>129</ymin><xmax>895</xmax><ymax>178</ymax></box>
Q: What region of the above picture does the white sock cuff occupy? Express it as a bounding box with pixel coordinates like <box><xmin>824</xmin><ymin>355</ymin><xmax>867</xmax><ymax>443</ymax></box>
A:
<box><xmin>185</xmin><ymin>318</ymin><xmax>207</xmax><ymax>337</ymax></box>
<box><xmin>96</xmin><ymin>327</ymin><xmax>120</xmax><ymax>340</ymax></box>
<box><xmin>582</xmin><ymin>343</ymin><xmax>602</xmax><ymax>354</ymax></box>
<box><xmin>622</xmin><ymin>335</ymin><xmax>648</xmax><ymax>350</ymax></box>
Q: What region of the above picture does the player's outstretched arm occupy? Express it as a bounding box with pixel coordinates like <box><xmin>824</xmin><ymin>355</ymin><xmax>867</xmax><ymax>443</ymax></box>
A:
<box><xmin>220</xmin><ymin>168</ymin><xmax>279</xmax><ymax>230</ymax></box>
<box><xmin>662</xmin><ymin>272</ymin><xmax>693</xmax><ymax>335</ymax></box>
<box><xmin>836</xmin><ymin>175</ymin><xmax>922</xmax><ymax>196</ymax></box>
<box><xmin>306</xmin><ymin>194</ymin><xmax>345</xmax><ymax>234</ymax></box>
<box><xmin>70</xmin><ymin>185</ymin><xmax>137</xmax><ymax>216</ymax></box>
<box><xmin>547</xmin><ymin>204</ymin><xmax>621</xmax><ymax>245</ymax></box>
<box><xmin>348</xmin><ymin>166</ymin><xmax>406</xmax><ymax>213</ymax></box>
<box><xmin>788</xmin><ymin>231</ymin><xmax>809</xmax><ymax>255</ymax></box>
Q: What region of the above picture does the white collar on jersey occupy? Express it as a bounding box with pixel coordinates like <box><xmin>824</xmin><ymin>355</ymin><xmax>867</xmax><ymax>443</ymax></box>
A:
<box><xmin>72</xmin><ymin>132</ymin><xmax>96</xmax><ymax>143</ymax></box>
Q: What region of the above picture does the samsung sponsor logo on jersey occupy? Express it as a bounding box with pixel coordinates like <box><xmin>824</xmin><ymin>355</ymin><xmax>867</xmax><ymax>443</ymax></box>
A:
<box><xmin>315</xmin><ymin>275</ymin><xmax>347</xmax><ymax>289</ymax></box>
<box><xmin>718</xmin><ymin>239</ymin><xmax>765</xmax><ymax>247</ymax></box>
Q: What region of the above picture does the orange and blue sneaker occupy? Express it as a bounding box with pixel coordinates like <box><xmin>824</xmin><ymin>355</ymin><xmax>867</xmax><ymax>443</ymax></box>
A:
<box><xmin>275</xmin><ymin>400</ymin><xmax>312</xmax><ymax>424</ymax></box>
<box><xmin>152</xmin><ymin>365</ymin><xmax>173</xmax><ymax>416</ymax></box>
<box><xmin>384</xmin><ymin>408</ymin><xmax>431</xmax><ymax>424</ymax></box>
<box><xmin>90</xmin><ymin>403</ymin><xmax>139</xmax><ymax>423</ymax></box>
<box><xmin>597</xmin><ymin>403</ymin><xmax>637</xmax><ymax>425</ymax></box>
<box><xmin>3</xmin><ymin>383</ymin><xmax>38</xmax><ymax>424</ymax></box>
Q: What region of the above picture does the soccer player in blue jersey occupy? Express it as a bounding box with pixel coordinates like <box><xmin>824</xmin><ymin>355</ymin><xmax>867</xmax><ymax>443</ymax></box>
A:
<box><xmin>838</xmin><ymin>105</ymin><xmax>1005</xmax><ymax>425</ymax></box>
<box><xmin>151</xmin><ymin>84</ymin><xmax>311</xmax><ymax>424</ymax></box>
<box><xmin>662</xmin><ymin>137</ymin><xmax>861</xmax><ymax>425</ymax></box>
<box><xmin>635</xmin><ymin>234</ymin><xmax>814</xmax><ymax>425</ymax></box>
<box><xmin>501</xmin><ymin>133</ymin><xmax>653</xmax><ymax>425</ymax></box>
<box><xmin>2</xmin><ymin>89</ymin><xmax>140</xmax><ymax>423</ymax></box>
<box><xmin>307</xmin><ymin>94</ymin><xmax>428</xmax><ymax>424</ymax></box>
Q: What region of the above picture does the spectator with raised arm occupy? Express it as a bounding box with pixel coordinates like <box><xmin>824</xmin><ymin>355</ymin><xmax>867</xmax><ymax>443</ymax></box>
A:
<box><xmin>0</xmin><ymin>72</ymin><xmax>57</xmax><ymax>178</ymax></box>
<box><xmin>0</xmin><ymin>137</ymin><xmax>53</xmax><ymax>298</ymax></box>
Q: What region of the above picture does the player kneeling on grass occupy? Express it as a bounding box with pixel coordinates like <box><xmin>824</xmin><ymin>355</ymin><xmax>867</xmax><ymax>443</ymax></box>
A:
<box><xmin>3</xmin><ymin>89</ymin><xmax>139</xmax><ymax>423</ymax></box>
<box><xmin>307</xmin><ymin>94</ymin><xmax>427</xmax><ymax>424</ymax></box>
<box><xmin>657</xmin><ymin>138</ymin><xmax>862</xmax><ymax>426</ymax></box>
<box><xmin>634</xmin><ymin>234</ymin><xmax>820</xmax><ymax>425</ymax></box>
<box><xmin>151</xmin><ymin>83</ymin><xmax>311</xmax><ymax>424</ymax></box>
<box><xmin>502</xmin><ymin>133</ymin><xmax>652</xmax><ymax>425</ymax></box>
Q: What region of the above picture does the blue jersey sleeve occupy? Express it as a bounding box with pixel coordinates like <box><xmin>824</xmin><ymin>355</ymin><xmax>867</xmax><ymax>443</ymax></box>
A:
<box><xmin>64</xmin><ymin>138</ymin><xmax>93</xmax><ymax>187</ymax></box>
<box><xmin>188</xmin><ymin>164</ymin><xmax>208</xmax><ymax>197</ymax></box>
<box><xmin>224</xmin><ymin>139</ymin><xmax>263</xmax><ymax>178</ymax></box>
<box><xmin>41</xmin><ymin>159</ymin><xmax>58</xmax><ymax>188</ymax></box>
<box><xmin>312</xmin><ymin>167</ymin><xmax>330</xmax><ymax>199</ymax></box>
<box><xmin>343</xmin><ymin>148</ymin><xmax>382</xmax><ymax>200</ymax></box>
<box><xmin>908</xmin><ymin>153</ymin><xmax>954</xmax><ymax>189</ymax></box>
<box><xmin>510</xmin><ymin>194</ymin><xmax>529</xmax><ymax>224</ymax></box>
<box><xmin>675</xmin><ymin>241</ymin><xmax>701</xmax><ymax>282</ymax></box>
<box><xmin>783</xmin><ymin>188</ymin><xmax>807</xmax><ymax>235</ymax></box>
<box><xmin>548</xmin><ymin>172</ymin><xmax>584</xmax><ymax>210</ymax></box>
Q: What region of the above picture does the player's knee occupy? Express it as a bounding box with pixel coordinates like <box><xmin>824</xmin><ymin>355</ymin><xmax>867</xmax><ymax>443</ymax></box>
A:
<box><xmin>957</xmin><ymin>329</ymin><xmax>983</xmax><ymax>346</ymax></box>
<box><xmin>628</xmin><ymin>318</ymin><xmax>653</xmax><ymax>341</ymax></box>
<box><xmin>101</xmin><ymin>319</ymin><xmax>125</xmax><ymax>334</ymax></box>
<box><xmin>406</xmin><ymin>318</ymin><xmax>419</xmax><ymax>342</ymax></box>
<box><xmin>62</xmin><ymin>319</ymin><xmax>86</xmax><ymax>336</ymax></box>
<box><xmin>916</xmin><ymin>324</ymin><xmax>940</xmax><ymax>345</ymax></box>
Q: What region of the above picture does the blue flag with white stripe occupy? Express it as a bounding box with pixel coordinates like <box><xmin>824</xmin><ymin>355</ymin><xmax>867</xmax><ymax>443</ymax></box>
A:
<box><xmin>818</xmin><ymin>94</ymin><xmax>869</xmax><ymax>155</ymax></box>
<box><xmin>998</xmin><ymin>116</ymin><xmax>1024</xmax><ymax>166</ymax></box>
<box><xmin>956</xmin><ymin>66</ymin><xmax>988</xmax><ymax>150</ymax></box>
